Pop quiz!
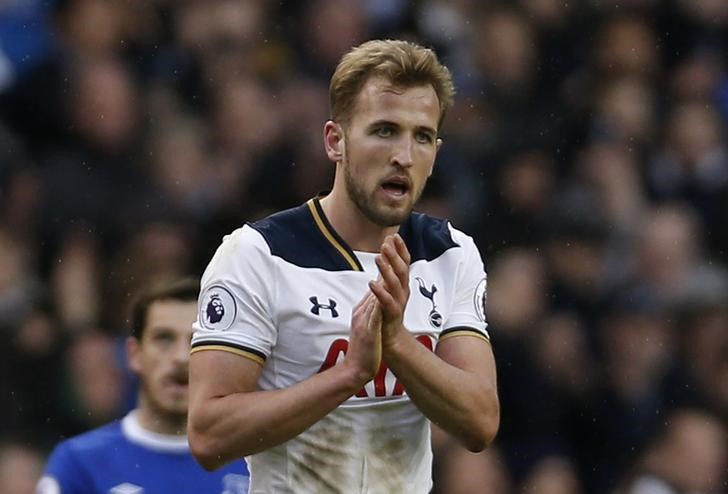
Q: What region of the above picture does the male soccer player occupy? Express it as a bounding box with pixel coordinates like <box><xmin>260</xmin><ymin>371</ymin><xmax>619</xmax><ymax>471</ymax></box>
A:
<box><xmin>188</xmin><ymin>39</ymin><xmax>500</xmax><ymax>493</ymax></box>
<box><xmin>36</xmin><ymin>278</ymin><xmax>249</xmax><ymax>494</ymax></box>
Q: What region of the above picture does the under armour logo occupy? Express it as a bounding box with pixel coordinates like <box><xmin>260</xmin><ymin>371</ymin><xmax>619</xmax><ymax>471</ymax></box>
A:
<box><xmin>310</xmin><ymin>296</ymin><xmax>339</xmax><ymax>318</ymax></box>
<box><xmin>416</xmin><ymin>277</ymin><xmax>442</xmax><ymax>328</ymax></box>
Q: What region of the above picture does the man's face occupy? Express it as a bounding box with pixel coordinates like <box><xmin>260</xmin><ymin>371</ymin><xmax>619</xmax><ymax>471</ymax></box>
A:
<box><xmin>128</xmin><ymin>300</ymin><xmax>196</xmax><ymax>419</ymax></box>
<box><xmin>340</xmin><ymin>76</ymin><xmax>441</xmax><ymax>227</ymax></box>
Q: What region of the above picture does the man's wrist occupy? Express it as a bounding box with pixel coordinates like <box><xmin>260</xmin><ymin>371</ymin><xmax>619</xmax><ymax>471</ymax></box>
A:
<box><xmin>382</xmin><ymin>325</ymin><xmax>411</xmax><ymax>357</ymax></box>
<box><xmin>340</xmin><ymin>359</ymin><xmax>374</xmax><ymax>393</ymax></box>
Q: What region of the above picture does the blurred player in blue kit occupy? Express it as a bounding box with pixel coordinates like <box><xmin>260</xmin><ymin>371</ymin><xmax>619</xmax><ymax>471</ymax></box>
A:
<box><xmin>188</xmin><ymin>39</ymin><xmax>500</xmax><ymax>493</ymax></box>
<box><xmin>36</xmin><ymin>278</ymin><xmax>249</xmax><ymax>494</ymax></box>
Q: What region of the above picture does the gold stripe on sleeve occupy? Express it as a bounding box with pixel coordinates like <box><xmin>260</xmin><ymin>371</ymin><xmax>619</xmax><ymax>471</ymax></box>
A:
<box><xmin>438</xmin><ymin>330</ymin><xmax>491</xmax><ymax>345</ymax></box>
<box><xmin>190</xmin><ymin>345</ymin><xmax>265</xmax><ymax>366</ymax></box>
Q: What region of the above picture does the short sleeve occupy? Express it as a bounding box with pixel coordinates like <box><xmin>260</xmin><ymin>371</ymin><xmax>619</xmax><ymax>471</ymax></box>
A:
<box><xmin>37</xmin><ymin>442</ymin><xmax>92</xmax><ymax>494</ymax></box>
<box><xmin>191</xmin><ymin>225</ymin><xmax>278</xmax><ymax>363</ymax></box>
<box><xmin>441</xmin><ymin>225</ymin><xmax>489</xmax><ymax>340</ymax></box>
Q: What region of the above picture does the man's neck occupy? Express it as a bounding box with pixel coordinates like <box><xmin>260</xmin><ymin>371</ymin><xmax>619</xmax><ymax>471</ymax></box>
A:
<box><xmin>136</xmin><ymin>400</ymin><xmax>187</xmax><ymax>436</ymax></box>
<box><xmin>319</xmin><ymin>191</ymin><xmax>398</xmax><ymax>252</ymax></box>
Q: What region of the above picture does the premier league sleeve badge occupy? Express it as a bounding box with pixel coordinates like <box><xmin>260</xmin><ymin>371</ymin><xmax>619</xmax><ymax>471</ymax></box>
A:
<box><xmin>199</xmin><ymin>285</ymin><xmax>237</xmax><ymax>331</ymax></box>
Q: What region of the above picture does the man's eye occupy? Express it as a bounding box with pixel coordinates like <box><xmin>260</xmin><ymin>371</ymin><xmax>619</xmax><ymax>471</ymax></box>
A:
<box><xmin>155</xmin><ymin>333</ymin><xmax>174</xmax><ymax>343</ymax></box>
<box><xmin>376</xmin><ymin>127</ymin><xmax>393</xmax><ymax>137</ymax></box>
<box><xmin>416</xmin><ymin>132</ymin><xmax>433</xmax><ymax>144</ymax></box>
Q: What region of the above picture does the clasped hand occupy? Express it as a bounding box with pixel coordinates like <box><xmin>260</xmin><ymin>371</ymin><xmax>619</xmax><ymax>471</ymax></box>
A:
<box><xmin>369</xmin><ymin>233</ymin><xmax>411</xmax><ymax>347</ymax></box>
<box><xmin>346</xmin><ymin>234</ymin><xmax>412</xmax><ymax>385</ymax></box>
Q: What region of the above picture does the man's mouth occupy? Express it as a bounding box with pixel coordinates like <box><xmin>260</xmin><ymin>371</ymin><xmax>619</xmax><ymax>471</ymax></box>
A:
<box><xmin>166</xmin><ymin>373</ymin><xmax>189</xmax><ymax>389</ymax></box>
<box><xmin>380</xmin><ymin>176</ymin><xmax>411</xmax><ymax>197</ymax></box>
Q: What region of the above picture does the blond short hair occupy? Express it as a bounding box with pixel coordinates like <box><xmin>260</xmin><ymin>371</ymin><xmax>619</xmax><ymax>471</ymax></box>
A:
<box><xmin>329</xmin><ymin>39</ymin><xmax>455</xmax><ymax>129</ymax></box>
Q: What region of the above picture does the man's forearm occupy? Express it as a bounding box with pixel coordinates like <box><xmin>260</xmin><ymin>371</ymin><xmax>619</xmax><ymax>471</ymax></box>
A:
<box><xmin>383</xmin><ymin>331</ymin><xmax>499</xmax><ymax>452</ymax></box>
<box><xmin>189</xmin><ymin>364</ymin><xmax>363</xmax><ymax>469</ymax></box>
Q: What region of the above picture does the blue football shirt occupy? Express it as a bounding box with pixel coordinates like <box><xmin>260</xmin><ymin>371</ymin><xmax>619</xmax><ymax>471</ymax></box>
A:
<box><xmin>37</xmin><ymin>410</ymin><xmax>249</xmax><ymax>494</ymax></box>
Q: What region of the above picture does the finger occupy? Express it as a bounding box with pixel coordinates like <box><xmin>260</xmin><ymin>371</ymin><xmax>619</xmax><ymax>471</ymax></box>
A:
<box><xmin>367</xmin><ymin>297</ymin><xmax>382</xmax><ymax>330</ymax></box>
<box><xmin>361</xmin><ymin>292</ymin><xmax>376</xmax><ymax>314</ymax></box>
<box><xmin>375</xmin><ymin>254</ymin><xmax>406</xmax><ymax>300</ymax></box>
<box><xmin>382</xmin><ymin>236</ymin><xmax>409</xmax><ymax>273</ymax></box>
<box><xmin>352</xmin><ymin>294</ymin><xmax>367</xmax><ymax>314</ymax></box>
<box><xmin>352</xmin><ymin>293</ymin><xmax>376</xmax><ymax>330</ymax></box>
<box><xmin>363</xmin><ymin>295</ymin><xmax>382</xmax><ymax>343</ymax></box>
<box><xmin>381</xmin><ymin>242</ymin><xmax>409</xmax><ymax>288</ymax></box>
<box><xmin>369</xmin><ymin>279</ymin><xmax>399</xmax><ymax>316</ymax></box>
<box><xmin>393</xmin><ymin>234</ymin><xmax>411</xmax><ymax>265</ymax></box>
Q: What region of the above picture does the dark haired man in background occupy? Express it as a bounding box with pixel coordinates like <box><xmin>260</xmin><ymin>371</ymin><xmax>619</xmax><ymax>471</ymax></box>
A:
<box><xmin>37</xmin><ymin>278</ymin><xmax>249</xmax><ymax>494</ymax></box>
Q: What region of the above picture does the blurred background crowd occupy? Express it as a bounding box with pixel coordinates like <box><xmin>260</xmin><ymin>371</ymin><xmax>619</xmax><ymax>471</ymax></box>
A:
<box><xmin>1</xmin><ymin>0</ymin><xmax>727</xmax><ymax>492</ymax></box>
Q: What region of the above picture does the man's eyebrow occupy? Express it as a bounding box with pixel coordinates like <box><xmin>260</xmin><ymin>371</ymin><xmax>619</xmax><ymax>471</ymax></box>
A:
<box><xmin>366</xmin><ymin>120</ymin><xmax>437</xmax><ymax>135</ymax></box>
<box><xmin>367</xmin><ymin>119</ymin><xmax>399</xmax><ymax>128</ymax></box>
<box><xmin>416</xmin><ymin>125</ymin><xmax>437</xmax><ymax>136</ymax></box>
<box><xmin>147</xmin><ymin>325</ymin><xmax>175</xmax><ymax>335</ymax></box>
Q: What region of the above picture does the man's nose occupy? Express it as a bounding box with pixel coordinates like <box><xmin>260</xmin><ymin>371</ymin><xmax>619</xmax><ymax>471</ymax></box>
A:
<box><xmin>391</xmin><ymin>136</ymin><xmax>414</xmax><ymax>168</ymax></box>
<box><xmin>175</xmin><ymin>339</ymin><xmax>191</xmax><ymax>365</ymax></box>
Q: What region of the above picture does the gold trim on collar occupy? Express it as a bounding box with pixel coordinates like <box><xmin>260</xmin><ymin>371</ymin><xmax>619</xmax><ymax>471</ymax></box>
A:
<box><xmin>307</xmin><ymin>199</ymin><xmax>361</xmax><ymax>271</ymax></box>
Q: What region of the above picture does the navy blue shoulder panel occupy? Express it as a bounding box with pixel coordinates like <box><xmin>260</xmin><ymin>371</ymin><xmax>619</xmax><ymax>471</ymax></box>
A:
<box><xmin>249</xmin><ymin>203</ymin><xmax>354</xmax><ymax>271</ymax></box>
<box><xmin>398</xmin><ymin>212</ymin><xmax>459</xmax><ymax>262</ymax></box>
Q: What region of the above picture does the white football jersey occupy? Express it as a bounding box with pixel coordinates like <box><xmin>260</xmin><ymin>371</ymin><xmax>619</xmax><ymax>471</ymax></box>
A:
<box><xmin>192</xmin><ymin>197</ymin><xmax>489</xmax><ymax>494</ymax></box>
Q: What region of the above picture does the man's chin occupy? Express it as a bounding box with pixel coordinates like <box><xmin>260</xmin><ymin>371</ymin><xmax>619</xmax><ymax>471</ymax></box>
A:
<box><xmin>161</xmin><ymin>404</ymin><xmax>188</xmax><ymax>420</ymax></box>
<box><xmin>158</xmin><ymin>394</ymin><xmax>189</xmax><ymax>415</ymax></box>
<box><xmin>366</xmin><ymin>204</ymin><xmax>412</xmax><ymax>227</ymax></box>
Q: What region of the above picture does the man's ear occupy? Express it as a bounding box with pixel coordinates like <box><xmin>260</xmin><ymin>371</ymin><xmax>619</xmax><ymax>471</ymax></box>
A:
<box><xmin>324</xmin><ymin>120</ymin><xmax>345</xmax><ymax>163</ymax></box>
<box><xmin>429</xmin><ymin>137</ymin><xmax>444</xmax><ymax>177</ymax></box>
<box><xmin>126</xmin><ymin>336</ymin><xmax>142</xmax><ymax>374</ymax></box>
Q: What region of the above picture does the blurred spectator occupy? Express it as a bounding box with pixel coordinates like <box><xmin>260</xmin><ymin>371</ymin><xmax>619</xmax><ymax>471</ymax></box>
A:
<box><xmin>487</xmin><ymin>249</ymin><xmax>547</xmax><ymax>338</ymax></box>
<box><xmin>1</xmin><ymin>308</ymin><xmax>66</xmax><ymax>442</ymax></box>
<box><xmin>579</xmin><ymin>291</ymin><xmax>676</xmax><ymax>493</ymax></box>
<box><xmin>473</xmin><ymin>6</ymin><xmax>537</xmax><ymax>93</ymax></box>
<box><xmin>0</xmin><ymin>124</ymin><xmax>43</xmax><ymax>244</ymax></box>
<box><xmin>483</xmin><ymin>149</ymin><xmax>556</xmax><ymax>250</ymax></box>
<box><xmin>487</xmin><ymin>250</ymin><xmax>576</xmax><ymax>481</ymax></box>
<box><xmin>543</xmin><ymin>189</ymin><xmax>611</xmax><ymax>329</ymax></box>
<box><xmin>433</xmin><ymin>439</ymin><xmax>513</xmax><ymax>494</ymax></box>
<box><xmin>617</xmin><ymin>408</ymin><xmax>728</xmax><ymax>494</ymax></box>
<box><xmin>468</xmin><ymin>5</ymin><xmax>562</xmax><ymax>156</ymax></box>
<box><xmin>105</xmin><ymin>222</ymin><xmax>195</xmax><ymax>330</ymax></box>
<box><xmin>40</xmin><ymin>55</ymin><xmax>147</xmax><ymax>256</ymax></box>
<box><xmin>630</xmin><ymin>204</ymin><xmax>718</xmax><ymax>305</ymax></box>
<box><xmin>575</xmin><ymin>143</ymin><xmax>646</xmax><ymax>235</ymax></box>
<box><xmin>295</xmin><ymin>0</ymin><xmax>367</xmax><ymax>79</ymax></box>
<box><xmin>591</xmin><ymin>75</ymin><xmax>657</xmax><ymax>147</ymax></box>
<box><xmin>0</xmin><ymin>226</ymin><xmax>43</xmax><ymax>330</ymax></box>
<box><xmin>56</xmin><ymin>331</ymin><xmax>127</xmax><ymax>436</ymax></box>
<box><xmin>0</xmin><ymin>439</ymin><xmax>45</xmax><ymax>494</ymax></box>
<box><xmin>56</xmin><ymin>0</ymin><xmax>148</xmax><ymax>59</ymax></box>
<box><xmin>647</xmin><ymin>102</ymin><xmax>728</xmax><ymax>256</ymax></box>
<box><xmin>520</xmin><ymin>456</ymin><xmax>582</xmax><ymax>494</ymax></box>
<box><xmin>143</xmin><ymin>112</ymin><xmax>236</xmax><ymax>223</ymax></box>
<box><xmin>0</xmin><ymin>0</ymin><xmax>56</xmax><ymax>92</ymax></box>
<box><xmin>669</xmin><ymin>48</ymin><xmax>725</xmax><ymax>102</ymax></box>
<box><xmin>50</xmin><ymin>228</ymin><xmax>100</xmax><ymax>332</ymax></box>
<box><xmin>593</xmin><ymin>15</ymin><xmax>659</xmax><ymax>79</ymax></box>
<box><xmin>672</xmin><ymin>290</ymin><xmax>728</xmax><ymax>416</ymax></box>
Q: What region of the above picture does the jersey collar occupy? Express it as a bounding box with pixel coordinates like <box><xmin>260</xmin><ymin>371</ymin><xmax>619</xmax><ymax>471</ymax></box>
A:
<box><xmin>307</xmin><ymin>196</ymin><xmax>364</xmax><ymax>271</ymax></box>
<box><xmin>121</xmin><ymin>410</ymin><xmax>190</xmax><ymax>453</ymax></box>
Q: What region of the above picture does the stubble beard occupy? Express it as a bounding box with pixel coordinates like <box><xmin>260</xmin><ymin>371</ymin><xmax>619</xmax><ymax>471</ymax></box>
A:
<box><xmin>343</xmin><ymin>160</ymin><xmax>414</xmax><ymax>228</ymax></box>
<box><xmin>139</xmin><ymin>381</ymin><xmax>188</xmax><ymax>433</ymax></box>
